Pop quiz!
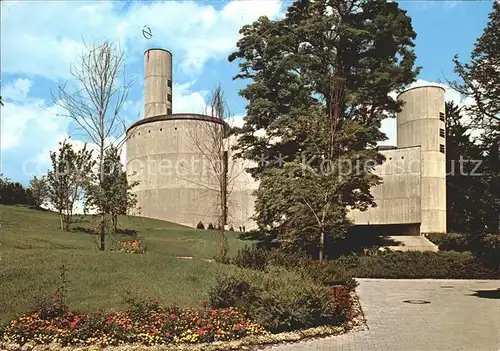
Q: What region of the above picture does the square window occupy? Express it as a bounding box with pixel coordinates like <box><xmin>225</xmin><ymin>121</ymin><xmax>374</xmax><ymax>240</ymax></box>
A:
<box><xmin>167</xmin><ymin>108</ymin><xmax>172</xmax><ymax>115</ymax></box>
<box><xmin>440</xmin><ymin>144</ymin><xmax>445</xmax><ymax>153</ymax></box>
<box><xmin>167</xmin><ymin>94</ymin><xmax>172</xmax><ymax>102</ymax></box>
<box><xmin>439</xmin><ymin>128</ymin><xmax>445</xmax><ymax>138</ymax></box>
<box><xmin>439</xmin><ymin>112</ymin><xmax>445</xmax><ymax>121</ymax></box>
<box><xmin>167</xmin><ymin>79</ymin><xmax>172</xmax><ymax>88</ymax></box>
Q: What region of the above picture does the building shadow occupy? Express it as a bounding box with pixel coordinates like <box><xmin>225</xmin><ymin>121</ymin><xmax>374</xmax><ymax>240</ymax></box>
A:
<box><xmin>71</xmin><ymin>226</ymin><xmax>137</xmax><ymax>237</ymax></box>
<box><xmin>469</xmin><ymin>289</ymin><xmax>500</xmax><ymax>299</ymax></box>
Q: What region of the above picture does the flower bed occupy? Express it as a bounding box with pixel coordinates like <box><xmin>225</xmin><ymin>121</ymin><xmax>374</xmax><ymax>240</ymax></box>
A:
<box><xmin>111</xmin><ymin>239</ymin><xmax>146</xmax><ymax>254</ymax></box>
<box><xmin>2</xmin><ymin>302</ymin><xmax>267</xmax><ymax>347</ymax></box>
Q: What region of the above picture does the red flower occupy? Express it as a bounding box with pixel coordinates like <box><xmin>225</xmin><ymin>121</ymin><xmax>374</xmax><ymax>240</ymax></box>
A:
<box><xmin>107</xmin><ymin>316</ymin><xmax>114</xmax><ymax>323</ymax></box>
<box><xmin>70</xmin><ymin>321</ymin><xmax>78</xmax><ymax>329</ymax></box>
<box><xmin>201</xmin><ymin>299</ymin><xmax>207</xmax><ymax>307</ymax></box>
<box><xmin>198</xmin><ymin>328</ymin><xmax>205</xmax><ymax>336</ymax></box>
<box><xmin>240</xmin><ymin>320</ymin><xmax>247</xmax><ymax>327</ymax></box>
<box><xmin>153</xmin><ymin>297</ymin><xmax>159</xmax><ymax>303</ymax></box>
<box><xmin>196</xmin><ymin>319</ymin><xmax>201</xmax><ymax>325</ymax></box>
<box><xmin>165</xmin><ymin>331</ymin><xmax>171</xmax><ymax>337</ymax></box>
<box><xmin>170</xmin><ymin>313</ymin><xmax>176</xmax><ymax>319</ymax></box>
<box><xmin>211</xmin><ymin>310</ymin><xmax>217</xmax><ymax>317</ymax></box>
<box><xmin>55</xmin><ymin>289</ymin><xmax>62</xmax><ymax>297</ymax></box>
<box><xmin>206</xmin><ymin>323</ymin><xmax>213</xmax><ymax>329</ymax></box>
<box><xmin>217</xmin><ymin>329</ymin><xmax>223</xmax><ymax>334</ymax></box>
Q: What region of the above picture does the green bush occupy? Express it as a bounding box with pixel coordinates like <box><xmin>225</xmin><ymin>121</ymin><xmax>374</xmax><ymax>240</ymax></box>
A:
<box><xmin>196</xmin><ymin>221</ymin><xmax>205</xmax><ymax>230</ymax></box>
<box><xmin>209</xmin><ymin>267</ymin><xmax>348</xmax><ymax>333</ymax></box>
<box><xmin>299</xmin><ymin>261</ymin><xmax>358</xmax><ymax>288</ymax></box>
<box><xmin>266</xmin><ymin>248</ymin><xmax>311</xmax><ymax>268</ymax></box>
<box><xmin>231</xmin><ymin>245</ymin><xmax>268</xmax><ymax>270</ymax></box>
<box><xmin>207</xmin><ymin>223</ymin><xmax>215</xmax><ymax>230</ymax></box>
<box><xmin>426</xmin><ymin>233</ymin><xmax>469</xmax><ymax>251</ymax></box>
<box><xmin>426</xmin><ymin>233</ymin><xmax>500</xmax><ymax>269</ymax></box>
<box><xmin>351</xmin><ymin>251</ymin><xmax>500</xmax><ymax>279</ymax></box>
<box><xmin>477</xmin><ymin>234</ymin><xmax>500</xmax><ymax>268</ymax></box>
<box><xmin>231</xmin><ymin>246</ymin><xmax>356</xmax><ymax>287</ymax></box>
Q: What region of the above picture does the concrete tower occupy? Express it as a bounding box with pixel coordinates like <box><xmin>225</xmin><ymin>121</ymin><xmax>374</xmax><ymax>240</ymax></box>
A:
<box><xmin>127</xmin><ymin>48</ymin><xmax>228</xmax><ymax>227</ymax></box>
<box><xmin>144</xmin><ymin>49</ymin><xmax>173</xmax><ymax>118</ymax></box>
<box><xmin>397</xmin><ymin>86</ymin><xmax>447</xmax><ymax>234</ymax></box>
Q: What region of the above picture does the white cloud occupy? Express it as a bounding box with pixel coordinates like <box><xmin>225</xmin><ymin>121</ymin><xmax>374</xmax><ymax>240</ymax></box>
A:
<box><xmin>2</xmin><ymin>78</ymin><xmax>33</xmax><ymax>102</ymax></box>
<box><xmin>1</xmin><ymin>0</ymin><xmax>284</xmax><ymax>80</ymax></box>
<box><xmin>173</xmin><ymin>82</ymin><xmax>209</xmax><ymax>114</ymax></box>
<box><xmin>1</xmin><ymin>79</ymin><xmax>69</xmax><ymax>152</ymax></box>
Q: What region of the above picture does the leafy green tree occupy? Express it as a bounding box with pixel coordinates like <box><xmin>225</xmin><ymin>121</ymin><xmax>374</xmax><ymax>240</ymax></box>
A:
<box><xmin>450</xmin><ymin>1</ymin><xmax>499</xmax><ymax>234</ymax></box>
<box><xmin>84</xmin><ymin>146</ymin><xmax>138</xmax><ymax>233</ymax></box>
<box><xmin>29</xmin><ymin>175</ymin><xmax>50</xmax><ymax>208</ymax></box>
<box><xmin>229</xmin><ymin>0</ymin><xmax>420</xmax><ymax>258</ymax></box>
<box><xmin>451</xmin><ymin>1</ymin><xmax>499</xmax><ymax>127</ymax></box>
<box><xmin>0</xmin><ymin>174</ymin><xmax>34</xmax><ymax>206</ymax></box>
<box><xmin>446</xmin><ymin>101</ymin><xmax>499</xmax><ymax>240</ymax></box>
<box><xmin>47</xmin><ymin>140</ymin><xmax>95</xmax><ymax>231</ymax></box>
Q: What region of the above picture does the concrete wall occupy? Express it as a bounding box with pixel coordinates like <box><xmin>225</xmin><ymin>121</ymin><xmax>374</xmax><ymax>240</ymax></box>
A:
<box><xmin>126</xmin><ymin>115</ymin><xmax>224</xmax><ymax>228</ymax></box>
<box><xmin>144</xmin><ymin>49</ymin><xmax>173</xmax><ymax>119</ymax></box>
<box><xmin>397</xmin><ymin>86</ymin><xmax>446</xmax><ymax>234</ymax></box>
<box><xmin>348</xmin><ymin>146</ymin><xmax>422</xmax><ymax>228</ymax></box>
<box><xmin>226</xmin><ymin>135</ymin><xmax>258</xmax><ymax>230</ymax></box>
<box><xmin>126</xmin><ymin>115</ymin><xmax>259</xmax><ymax>230</ymax></box>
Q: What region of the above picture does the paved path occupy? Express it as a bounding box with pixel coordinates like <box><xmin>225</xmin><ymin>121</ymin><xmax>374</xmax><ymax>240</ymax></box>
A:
<box><xmin>262</xmin><ymin>279</ymin><xmax>500</xmax><ymax>351</ymax></box>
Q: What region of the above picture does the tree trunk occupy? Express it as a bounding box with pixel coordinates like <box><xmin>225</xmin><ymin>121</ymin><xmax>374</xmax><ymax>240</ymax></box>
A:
<box><xmin>319</xmin><ymin>229</ymin><xmax>325</xmax><ymax>262</ymax></box>
<box><xmin>99</xmin><ymin>142</ymin><xmax>105</xmax><ymax>251</ymax></box>
<box><xmin>112</xmin><ymin>213</ymin><xmax>118</xmax><ymax>233</ymax></box>
<box><xmin>59</xmin><ymin>213</ymin><xmax>64</xmax><ymax>230</ymax></box>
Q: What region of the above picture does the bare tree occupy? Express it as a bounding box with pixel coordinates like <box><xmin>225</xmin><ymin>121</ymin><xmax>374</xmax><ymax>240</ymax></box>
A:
<box><xmin>186</xmin><ymin>85</ymin><xmax>244</xmax><ymax>260</ymax></box>
<box><xmin>53</xmin><ymin>39</ymin><xmax>133</xmax><ymax>250</ymax></box>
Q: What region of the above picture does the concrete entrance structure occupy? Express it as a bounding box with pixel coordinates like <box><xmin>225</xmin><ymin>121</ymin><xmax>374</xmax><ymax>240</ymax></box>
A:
<box><xmin>349</xmin><ymin>86</ymin><xmax>447</xmax><ymax>235</ymax></box>
<box><xmin>126</xmin><ymin>48</ymin><xmax>446</xmax><ymax>235</ymax></box>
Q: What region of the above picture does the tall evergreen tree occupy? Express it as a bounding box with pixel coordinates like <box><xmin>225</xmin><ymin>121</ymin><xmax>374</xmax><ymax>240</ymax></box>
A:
<box><xmin>450</xmin><ymin>1</ymin><xmax>499</xmax><ymax>234</ymax></box>
<box><xmin>229</xmin><ymin>0</ymin><xmax>420</xmax><ymax>257</ymax></box>
<box><xmin>446</xmin><ymin>101</ymin><xmax>499</xmax><ymax>238</ymax></box>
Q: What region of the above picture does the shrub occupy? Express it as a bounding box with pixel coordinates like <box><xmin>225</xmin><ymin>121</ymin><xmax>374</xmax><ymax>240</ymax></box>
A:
<box><xmin>426</xmin><ymin>233</ymin><xmax>470</xmax><ymax>251</ymax></box>
<box><xmin>297</xmin><ymin>261</ymin><xmax>358</xmax><ymax>289</ymax></box>
<box><xmin>231</xmin><ymin>245</ymin><xmax>269</xmax><ymax>270</ymax></box>
<box><xmin>266</xmin><ymin>248</ymin><xmax>311</xmax><ymax>268</ymax></box>
<box><xmin>350</xmin><ymin>251</ymin><xmax>500</xmax><ymax>279</ymax></box>
<box><xmin>196</xmin><ymin>221</ymin><xmax>205</xmax><ymax>230</ymax></box>
<box><xmin>479</xmin><ymin>234</ymin><xmax>500</xmax><ymax>268</ymax></box>
<box><xmin>207</xmin><ymin>223</ymin><xmax>215</xmax><ymax>230</ymax></box>
<box><xmin>209</xmin><ymin>267</ymin><xmax>348</xmax><ymax>333</ymax></box>
<box><xmin>229</xmin><ymin>226</ymin><xmax>234</xmax><ymax>231</ymax></box>
<box><xmin>230</xmin><ymin>246</ymin><xmax>357</xmax><ymax>288</ymax></box>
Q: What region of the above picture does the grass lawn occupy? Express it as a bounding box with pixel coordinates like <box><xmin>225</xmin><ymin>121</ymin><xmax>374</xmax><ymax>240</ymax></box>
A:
<box><xmin>0</xmin><ymin>205</ymin><xmax>252</xmax><ymax>325</ymax></box>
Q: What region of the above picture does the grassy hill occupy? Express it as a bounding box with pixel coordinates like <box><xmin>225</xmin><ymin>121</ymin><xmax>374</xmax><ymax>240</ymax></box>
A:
<box><xmin>0</xmin><ymin>205</ymin><xmax>251</xmax><ymax>324</ymax></box>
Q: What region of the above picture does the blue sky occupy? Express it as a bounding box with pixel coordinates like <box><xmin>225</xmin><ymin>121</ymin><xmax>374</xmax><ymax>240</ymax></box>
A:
<box><xmin>0</xmin><ymin>0</ymin><xmax>494</xmax><ymax>185</ymax></box>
